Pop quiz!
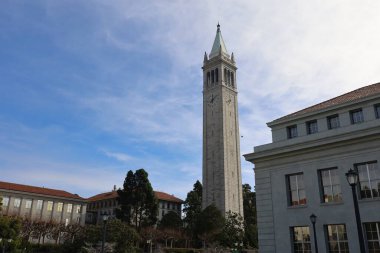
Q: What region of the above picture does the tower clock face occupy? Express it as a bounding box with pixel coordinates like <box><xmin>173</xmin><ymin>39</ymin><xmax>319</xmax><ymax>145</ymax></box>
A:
<box><xmin>208</xmin><ymin>94</ymin><xmax>218</xmax><ymax>106</ymax></box>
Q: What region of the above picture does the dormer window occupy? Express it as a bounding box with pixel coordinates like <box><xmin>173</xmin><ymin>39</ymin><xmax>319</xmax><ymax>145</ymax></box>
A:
<box><xmin>287</xmin><ymin>125</ymin><xmax>298</xmax><ymax>139</ymax></box>
<box><xmin>306</xmin><ymin>120</ymin><xmax>318</xmax><ymax>134</ymax></box>
<box><xmin>350</xmin><ymin>109</ymin><xmax>364</xmax><ymax>124</ymax></box>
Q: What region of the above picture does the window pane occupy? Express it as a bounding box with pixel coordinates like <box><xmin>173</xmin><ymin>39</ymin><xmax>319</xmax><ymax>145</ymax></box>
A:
<box><xmin>25</xmin><ymin>199</ymin><xmax>32</xmax><ymax>209</ymax></box>
<box><xmin>47</xmin><ymin>201</ymin><xmax>53</xmax><ymax>211</ymax></box>
<box><xmin>1</xmin><ymin>196</ymin><xmax>9</xmax><ymax>207</ymax></box>
<box><xmin>326</xmin><ymin>224</ymin><xmax>349</xmax><ymax>253</ymax></box>
<box><xmin>14</xmin><ymin>198</ymin><xmax>21</xmax><ymax>208</ymax></box>
<box><xmin>36</xmin><ymin>200</ymin><xmax>43</xmax><ymax>210</ymax></box>
<box><xmin>67</xmin><ymin>204</ymin><xmax>73</xmax><ymax>213</ymax></box>
<box><xmin>292</xmin><ymin>226</ymin><xmax>311</xmax><ymax>253</ymax></box>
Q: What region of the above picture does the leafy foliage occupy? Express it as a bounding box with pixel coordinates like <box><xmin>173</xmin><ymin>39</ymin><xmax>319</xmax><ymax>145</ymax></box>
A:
<box><xmin>116</xmin><ymin>169</ymin><xmax>158</xmax><ymax>230</ymax></box>
<box><xmin>219</xmin><ymin>211</ymin><xmax>244</xmax><ymax>248</ymax></box>
<box><xmin>195</xmin><ymin>204</ymin><xmax>225</xmax><ymax>247</ymax></box>
<box><xmin>242</xmin><ymin>183</ymin><xmax>258</xmax><ymax>248</ymax></box>
<box><xmin>183</xmin><ymin>180</ymin><xmax>202</xmax><ymax>239</ymax></box>
<box><xmin>159</xmin><ymin>211</ymin><xmax>183</xmax><ymax>230</ymax></box>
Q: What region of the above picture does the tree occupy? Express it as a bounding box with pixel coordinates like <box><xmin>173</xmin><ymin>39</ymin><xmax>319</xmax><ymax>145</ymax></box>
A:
<box><xmin>116</xmin><ymin>169</ymin><xmax>158</xmax><ymax>230</ymax></box>
<box><xmin>195</xmin><ymin>204</ymin><xmax>225</xmax><ymax>248</ymax></box>
<box><xmin>106</xmin><ymin>219</ymin><xmax>140</xmax><ymax>253</ymax></box>
<box><xmin>242</xmin><ymin>183</ymin><xmax>258</xmax><ymax>248</ymax></box>
<box><xmin>159</xmin><ymin>211</ymin><xmax>182</xmax><ymax>230</ymax></box>
<box><xmin>158</xmin><ymin>211</ymin><xmax>183</xmax><ymax>248</ymax></box>
<box><xmin>219</xmin><ymin>211</ymin><xmax>245</xmax><ymax>249</ymax></box>
<box><xmin>183</xmin><ymin>180</ymin><xmax>202</xmax><ymax>240</ymax></box>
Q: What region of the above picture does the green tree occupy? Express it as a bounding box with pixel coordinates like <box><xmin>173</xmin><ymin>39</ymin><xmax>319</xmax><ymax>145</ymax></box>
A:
<box><xmin>195</xmin><ymin>204</ymin><xmax>225</xmax><ymax>248</ymax></box>
<box><xmin>116</xmin><ymin>169</ymin><xmax>158</xmax><ymax>230</ymax></box>
<box><xmin>219</xmin><ymin>211</ymin><xmax>245</xmax><ymax>249</ymax></box>
<box><xmin>159</xmin><ymin>211</ymin><xmax>182</xmax><ymax>230</ymax></box>
<box><xmin>183</xmin><ymin>180</ymin><xmax>202</xmax><ymax>239</ymax></box>
<box><xmin>107</xmin><ymin>219</ymin><xmax>140</xmax><ymax>253</ymax></box>
<box><xmin>0</xmin><ymin>197</ymin><xmax>2</xmax><ymax>212</ymax></box>
<box><xmin>242</xmin><ymin>183</ymin><xmax>258</xmax><ymax>248</ymax></box>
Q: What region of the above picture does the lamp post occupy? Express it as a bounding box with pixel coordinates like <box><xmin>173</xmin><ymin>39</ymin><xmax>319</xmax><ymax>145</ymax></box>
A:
<box><xmin>309</xmin><ymin>214</ymin><xmax>318</xmax><ymax>253</ymax></box>
<box><xmin>101</xmin><ymin>215</ymin><xmax>109</xmax><ymax>253</ymax></box>
<box><xmin>345</xmin><ymin>168</ymin><xmax>366</xmax><ymax>253</ymax></box>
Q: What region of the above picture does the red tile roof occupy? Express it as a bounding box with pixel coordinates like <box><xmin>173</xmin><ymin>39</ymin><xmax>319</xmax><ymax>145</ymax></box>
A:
<box><xmin>88</xmin><ymin>190</ymin><xmax>183</xmax><ymax>203</ymax></box>
<box><xmin>271</xmin><ymin>82</ymin><xmax>380</xmax><ymax>124</ymax></box>
<box><xmin>0</xmin><ymin>181</ymin><xmax>85</xmax><ymax>200</ymax></box>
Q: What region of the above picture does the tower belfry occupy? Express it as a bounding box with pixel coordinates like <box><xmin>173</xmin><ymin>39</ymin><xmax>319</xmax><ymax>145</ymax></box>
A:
<box><xmin>202</xmin><ymin>24</ymin><xmax>243</xmax><ymax>216</ymax></box>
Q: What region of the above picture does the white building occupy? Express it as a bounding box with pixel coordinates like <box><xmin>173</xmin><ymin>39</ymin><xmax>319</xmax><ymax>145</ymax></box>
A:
<box><xmin>244</xmin><ymin>83</ymin><xmax>380</xmax><ymax>253</ymax></box>
<box><xmin>0</xmin><ymin>180</ymin><xmax>87</xmax><ymax>225</ymax></box>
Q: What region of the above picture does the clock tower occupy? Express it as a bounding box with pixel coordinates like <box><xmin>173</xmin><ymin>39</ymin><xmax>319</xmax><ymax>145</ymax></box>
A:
<box><xmin>202</xmin><ymin>24</ymin><xmax>243</xmax><ymax>216</ymax></box>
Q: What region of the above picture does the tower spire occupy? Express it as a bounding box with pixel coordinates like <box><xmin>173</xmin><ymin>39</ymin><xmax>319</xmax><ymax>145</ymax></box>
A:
<box><xmin>209</xmin><ymin>23</ymin><xmax>229</xmax><ymax>59</ymax></box>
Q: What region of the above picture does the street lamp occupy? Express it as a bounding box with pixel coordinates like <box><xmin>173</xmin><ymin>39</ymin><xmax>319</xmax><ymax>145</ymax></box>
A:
<box><xmin>345</xmin><ymin>168</ymin><xmax>366</xmax><ymax>253</ymax></box>
<box><xmin>101</xmin><ymin>215</ymin><xmax>109</xmax><ymax>253</ymax></box>
<box><xmin>309</xmin><ymin>214</ymin><xmax>318</xmax><ymax>253</ymax></box>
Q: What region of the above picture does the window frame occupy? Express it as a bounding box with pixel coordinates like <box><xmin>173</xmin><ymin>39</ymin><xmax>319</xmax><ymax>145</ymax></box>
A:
<box><xmin>364</xmin><ymin>222</ymin><xmax>380</xmax><ymax>253</ymax></box>
<box><xmin>25</xmin><ymin>199</ymin><xmax>32</xmax><ymax>209</ymax></box>
<box><xmin>306</xmin><ymin>120</ymin><xmax>318</xmax><ymax>135</ymax></box>
<box><xmin>319</xmin><ymin>167</ymin><xmax>342</xmax><ymax>203</ymax></box>
<box><xmin>327</xmin><ymin>114</ymin><xmax>340</xmax><ymax>129</ymax></box>
<box><xmin>287</xmin><ymin>125</ymin><xmax>298</xmax><ymax>139</ymax></box>
<box><xmin>350</xmin><ymin>108</ymin><xmax>364</xmax><ymax>124</ymax></box>
<box><xmin>291</xmin><ymin>226</ymin><xmax>311</xmax><ymax>253</ymax></box>
<box><xmin>1</xmin><ymin>196</ymin><xmax>10</xmax><ymax>207</ymax></box>
<box><xmin>287</xmin><ymin>173</ymin><xmax>307</xmax><ymax>206</ymax></box>
<box><xmin>47</xmin><ymin>201</ymin><xmax>54</xmax><ymax>212</ymax></box>
<box><xmin>14</xmin><ymin>198</ymin><xmax>21</xmax><ymax>208</ymax></box>
<box><xmin>36</xmin><ymin>200</ymin><xmax>43</xmax><ymax>210</ymax></box>
<box><xmin>67</xmin><ymin>203</ymin><xmax>73</xmax><ymax>213</ymax></box>
<box><xmin>57</xmin><ymin>202</ymin><xmax>63</xmax><ymax>212</ymax></box>
<box><xmin>325</xmin><ymin>224</ymin><xmax>349</xmax><ymax>253</ymax></box>
<box><xmin>355</xmin><ymin>161</ymin><xmax>379</xmax><ymax>199</ymax></box>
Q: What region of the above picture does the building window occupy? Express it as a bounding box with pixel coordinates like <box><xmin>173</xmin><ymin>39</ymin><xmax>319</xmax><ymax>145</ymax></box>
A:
<box><xmin>356</xmin><ymin>162</ymin><xmax>380</xmax><ymax>199</ymax></box>
<box><xmin>326</xmin><ymin>224</ymin><xmax>349</xmax><ymax>253</ymax></box>
<box><xmin>47</xmin><ymin>201</ymin><xmax>53</xmax><ymax>211</ymax></box>
<box><xmin>36</xmin><ymin>200</ymin><xmax>43</xmax><ymax>210</ymax></box>
<box><xmin>287</xmin><ymin>173</ymin><xmax>306</xmax><ymax>206</ymax></box>
<box><xmin>211</xmin><ymin>70</ymin><xmax>215</xmax><ymax>83</ymax></box>
<box><xmin>75</xmin><ymin>205</ymin><xmax>81</xmax><ymax>214</ymax></box>
<box><xmin>25</xmin><ymin>199</ymin><xmax>32</xmax><ymax>209</ymax></box>
<box><xmin>14</xmin><ymin>198</ymin><xmax>21</xmax><ymax>208</ymax></box>
<box><xmin>364</xmin><ymin>222</ymin><xmax>380</xmax><ymax>253</ymax></box>
<box><xmin>327</xmin><ymin>114</ymin><xmax>340</xmax><ymax>129</ymax></box>
<box><xmin>306</xmin><ymin>120</ymin><xmax>318</xmax><ymax>134</ymax></box>
<box><xmin>375</xmin><ymin>104</ymin><xmax>380</xmax><ymax>119</ymax></box>
<box><xmin>57</xmin><ymin>202</ymin><xmax>63</xmax><ymax>212</ymax></box>
<box><xmin>231</xmin><ymin>72</ymin><xmax>234</xmax><ymax>87</ymax></box>
<box><xmin>162</xmin><ymin>210</ymin><xmax>165</xmax><ymax>216</ymax></box>
<box><xmin>320</xmin><ymin>168</ymin><xmax>342</xmax><ymax>203</ymax></box>
<box><xmin>1</xmin><ymin>196</ymin><xmax>9</xmax><ymax>207</ymax></box>
<box><xmin>207</xmin><ymin>72</ymin><xmax>210</xmax><ymax>86</ymax></box>
<box><xmin>67</xmin><ymin>203</ymin><xmax>73</xmax><ymax>213</ymax></box>
<box><xmin>215</xmin><ymin>68</ymin><xmax>218</xmax><ymax>82</ymax></box>
<box><xmin>287</xmin><ymin>125</ymin><xmax>298</xmax><ymax>139</ymax></box>
<box><xmin>350</xmin><ymin>108</ymin><xmax>364</xmax><ymax>124</ymax></box>
<box><xmin>291</xmin><ymin>226</ymin><xmax>311</xmax><ymax>253</ymax></box>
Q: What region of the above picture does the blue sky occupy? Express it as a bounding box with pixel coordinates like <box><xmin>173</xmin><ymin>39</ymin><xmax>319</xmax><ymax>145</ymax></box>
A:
<box><xmin>1</xmin><ymin>1</ymin><xmax>380</xmax><ymax>199</ymax></box>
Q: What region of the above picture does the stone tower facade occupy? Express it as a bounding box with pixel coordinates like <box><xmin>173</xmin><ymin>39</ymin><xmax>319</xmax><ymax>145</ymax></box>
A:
<box><xmin>202</xmin><ymin>24</ymin><xmax>244</xmax><ymax>216</ymax></box>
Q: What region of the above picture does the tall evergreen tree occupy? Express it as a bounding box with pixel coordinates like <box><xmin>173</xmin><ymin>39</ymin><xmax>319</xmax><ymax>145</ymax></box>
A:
<box><xmin>242</xmin><ymin>183</ymin><xmax>258</xmax><ymax>248</ymax></box>
<box><xmin>116</xmin><ymin>169</ymin><xmax>158</xmax><ymax>230</ymax></box>
<box><xmin>183</xmin><ymin>180</ymin><xmax>202</xmax><ymax>238</ymax></box>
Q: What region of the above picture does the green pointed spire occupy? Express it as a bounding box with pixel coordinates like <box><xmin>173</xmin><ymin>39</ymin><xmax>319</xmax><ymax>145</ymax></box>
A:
<box><xmin>209</xmin><ymin>23</ymin><xmax>229</xmax><ymax>59</ymax></box>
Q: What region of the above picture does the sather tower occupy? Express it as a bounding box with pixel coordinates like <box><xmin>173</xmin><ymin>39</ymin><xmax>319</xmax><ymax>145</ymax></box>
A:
<box><xmin>202</xmin><ymin>24</ymin><xmax>243</xmax><ymax>216</ymax></box>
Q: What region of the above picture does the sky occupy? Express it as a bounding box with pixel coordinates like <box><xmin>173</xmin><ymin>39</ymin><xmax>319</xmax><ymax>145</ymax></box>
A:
<box><xmin>1</xmin><ymin>0</ymin><xmax>380</xmax><ymax>200</ymax></box>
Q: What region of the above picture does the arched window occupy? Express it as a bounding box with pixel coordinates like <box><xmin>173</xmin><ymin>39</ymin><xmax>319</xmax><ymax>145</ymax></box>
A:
<box><xmin>207</xmin><ymin>72</ymin><xmax>210</xmax><ymax>86</ymax></box>
<box><xmin>231</xmin><ymin>72</ymin><xmax>234</xmax><ymax>87</ymax></box>
<box><xmin>224</xmin><ymin>68</ymin><xmax>227</xmax><ymax>84</ymax></box>
<box><xmin>215</xmin><ymin>68</ymin><xmax>219</xmax><ymax>82</ymax></box>
<box><xmin>227</xmin><ymin>70</ymin><xmax>231</xmax><ymax>85</ymax></box>
<box><xmin>211</xmin><ymin>70</ymin><xmax>215</xmax><ymax>83</ymax></box>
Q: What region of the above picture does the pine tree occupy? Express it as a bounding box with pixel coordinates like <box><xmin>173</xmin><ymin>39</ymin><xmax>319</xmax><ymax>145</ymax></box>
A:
<box><xmin>116</xmin><ymin>169</ymin><xmax>158</xmax><ymax>230</ymax></box>
<box><xmin>183</xmin><ymin>180</ymin><xmax>202</xmax><ymax>239</ymax></box>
